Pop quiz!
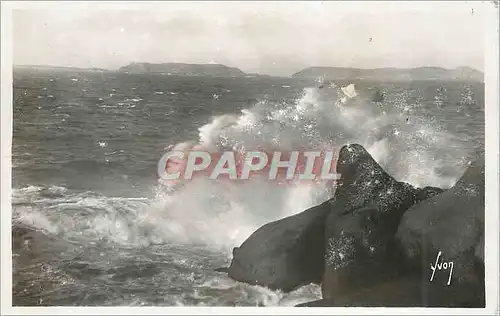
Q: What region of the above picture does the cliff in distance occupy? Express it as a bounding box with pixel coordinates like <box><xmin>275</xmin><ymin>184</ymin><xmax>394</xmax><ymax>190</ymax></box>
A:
<box><xmin>292</xmin><ymin>66</ymin><xmax>484</xmax><ymax>82</ymax></box>
<box><xmin>118</xmin><ymin>62</ymin><xmax>246</xmax><ymax>77</ymax></box>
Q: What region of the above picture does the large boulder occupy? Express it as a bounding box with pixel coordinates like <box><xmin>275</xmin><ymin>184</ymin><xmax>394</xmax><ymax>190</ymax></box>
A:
<box><xmin>219</xmin><ymin>143</ymin><xmax>445</xmax><ymax>297</ymax></box>
<box><xmin>220</xmin><ymin>200</ymin><xmax>333</xmax><ymax>292</ymax></box>
<box><xmin>395</xmin><ymin>151</ymin><xmax>485</xmax><ymax>307</ymax></box>
<box><xmin>322</xmin><ymin>144</ymin><xmax>443</xmax><ymax>301</ymax></box>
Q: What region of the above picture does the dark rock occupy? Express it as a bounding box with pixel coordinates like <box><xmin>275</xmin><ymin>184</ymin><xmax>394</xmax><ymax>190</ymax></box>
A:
<box><xmin>299</xmin><ymin>274</ymin><xmax>482</xmax><ymax>307</ymax></box>
<box><xmin>474</xmin><ymin>227</ymin><xmax>484</xmax><ymax>284</ymax></box>
<box><xmin>475</xmin><ymin>234</ymin><xmax>484</xmax><ymax>263</ymax></box>
<box><xmin>224</xmin><ymin>200</ymin><xmax>332</xmax><ymax>292</ymax></box>
<box><xmin>222</xmin><ymin>143</ymin><xmax>451</xmax><ymax>302</ymax></box>
<box><xmin>395</xmin><ymin>152</ymin><xmax>485</xmax><ymax>307</ymax></box>
<box><xmin>322</xmin><ymin>144</ymin><xmax>441</xmax><ymax>301</ymax></box>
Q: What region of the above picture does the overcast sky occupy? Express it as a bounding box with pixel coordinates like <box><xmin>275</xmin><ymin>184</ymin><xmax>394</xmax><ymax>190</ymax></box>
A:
<box><xmin>12</xmin><ymin>1</ymin><xmax>488</xmax><ymax>77</ymax></box>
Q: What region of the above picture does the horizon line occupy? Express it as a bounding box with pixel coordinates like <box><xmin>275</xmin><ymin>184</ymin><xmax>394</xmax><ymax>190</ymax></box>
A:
<box><xmin>13</xmin><ymin>63</ymin><xmax>484</xmax><ymax>74</ymax></box>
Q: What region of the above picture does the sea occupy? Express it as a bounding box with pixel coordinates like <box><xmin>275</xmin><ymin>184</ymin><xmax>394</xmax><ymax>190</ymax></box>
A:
<box><xmin>11</xmin><ymin>68</ymin><xmax>485</xmax><ymax>306</ymax></box>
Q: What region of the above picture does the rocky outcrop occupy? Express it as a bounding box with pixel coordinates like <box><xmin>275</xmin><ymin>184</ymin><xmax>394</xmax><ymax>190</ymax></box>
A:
<box><xmin>298</xmin><ymin>149</ymin><xmax>485</xmax><ymax>307</ymax></box>
<box><xmin>217</xmin><ymin>201</ymin><xmax>332</xmax><ymax>292</ymax></box>
<box><xmin>220</xmin><ymin>143</ymin><xmax>484</xmax><ymax>307</ymax></box>
<box><xmin>219</xmin><ymin>143</ymin><xmax>441</xmax><ymax>294</ymax></box>
<box><xmin>395</xmin><ymin>151</ymin><xmax>485</xmax><ymax>307</ymax></box>
<box><xmin>118</xmin><ymin>62</ymin><xmax>246</xmax><ymax>77</ymax></box>
<box><xmin>321</xmin><ymin>144</ymin><xmax>443</xmax><ymax>300</ymax></box>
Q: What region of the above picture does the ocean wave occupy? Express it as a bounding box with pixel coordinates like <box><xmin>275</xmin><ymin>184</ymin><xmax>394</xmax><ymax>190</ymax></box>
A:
<box><xmin>12</xmin><ymin>185</ymin><xmax>153</xmax><ymax>245</ymax></box>
<box><xmin>11</xmin><ymin>82</ymin><xmax>479</xmax><ymax>306</ymax></box>
<box><xmin>147</xmin><ymin>83</ymin><xmax>469</xmax><ymax>249</ymax></box>
<box><xmin>12</xmin><ymin>84</ymin><xmax>471</xmax><ymax>252</ymax></box>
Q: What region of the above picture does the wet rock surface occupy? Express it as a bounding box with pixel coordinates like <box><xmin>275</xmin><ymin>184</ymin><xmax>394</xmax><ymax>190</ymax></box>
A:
<box><xmin>395</xmin><ymin>151</ymin><xmax>485</xmax><ymax>307</ymax></box>
<box><xmin>219</xmin><ymin>200</ymin><xmax>332</xmax><ymax>292</ymax></box>
<box><xmin>321</xmin><ymin>144</ymin><xmax>443</xmax><ymax>300</ymax></box>
<box><xmin>222</xmin><ymin>144</ymin><xmax>484</xmax><ymax>307</ymax></box>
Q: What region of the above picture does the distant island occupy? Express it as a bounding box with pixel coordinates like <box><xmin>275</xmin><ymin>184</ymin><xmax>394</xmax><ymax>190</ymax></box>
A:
<box><xmin>292</xmin><ymin>66</ymin><xmax>484</xmax><ymax>82</ymax></box>
<box><xmin>14</xmin><ymin>63</ymin><xmax>484</xmax><ymax>82</ymax></box>
<box><xmin>118</xmin><ymin>62</ymin><xmax>246</xmax><ymax>77</ymax></box>
<box><xmin>14</xmin><ymin>65</ymin><xmax>108</xmax><ymax>73</ymax></box>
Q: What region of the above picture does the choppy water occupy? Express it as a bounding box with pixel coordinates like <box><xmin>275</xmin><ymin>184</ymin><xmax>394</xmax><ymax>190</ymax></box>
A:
<box><xmin>12</xmin><ymin>68</ymin><xmax>484</xmax><ymax>306</ymax></box>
